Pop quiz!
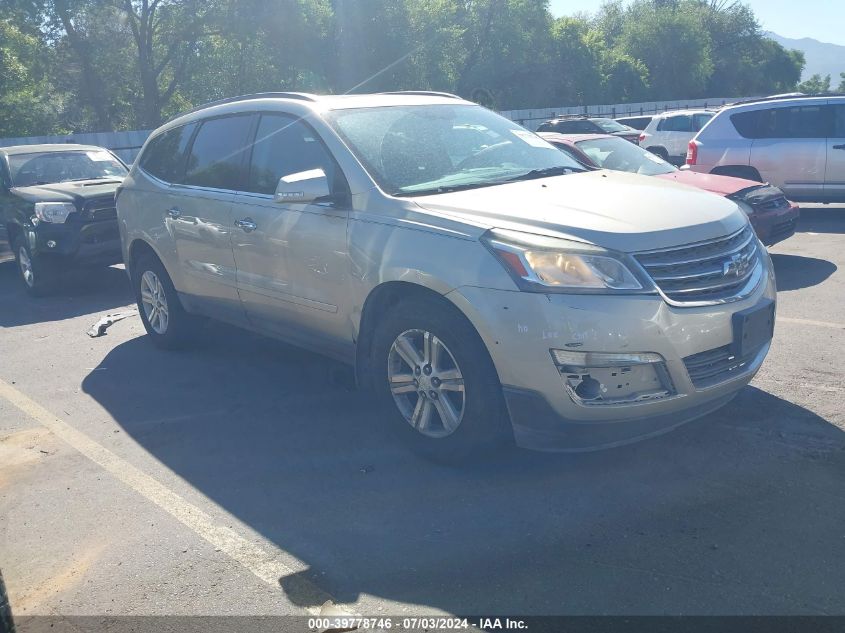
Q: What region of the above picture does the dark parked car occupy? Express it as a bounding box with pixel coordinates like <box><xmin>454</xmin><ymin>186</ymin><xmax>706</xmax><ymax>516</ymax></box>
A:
<box><xmin>536</xmin><ymin>116</ymin><xmax>640</xmax><ymax>143</ymax></box>
<box><xmin>540</xmin><ymin>132</ymin><xmax>799</xmax><ymax>247</ymax></box>
<box><xmin>0</xmin><ymin>144</ymin><xmax>128</xmax><ymax>295</ymax></box>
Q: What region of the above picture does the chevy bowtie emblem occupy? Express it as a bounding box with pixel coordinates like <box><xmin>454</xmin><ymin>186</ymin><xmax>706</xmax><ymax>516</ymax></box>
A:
<box><xmin>723</xmin><ymin>252</ymin><xmax>752</xmax><ymax>278</ymax></box>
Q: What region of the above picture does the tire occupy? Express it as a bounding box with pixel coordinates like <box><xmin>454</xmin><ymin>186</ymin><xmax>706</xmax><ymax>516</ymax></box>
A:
<box><xmin>647</xmin><ymin>146</ymin><xmax>669</xmax><ymax>162</ymax></box>
<box><xmin>132</xmin><ymin>252</ymin><xmax>195</xmax><ymax>349</ymax></box>
<box><xmin>12</xmin><ymin>234</ymin><xmax>54</xmax><ymax>297</ymax></box>
<box><xmin>370</xmin><ymin>295</ymin><xmax>513</xmax><ymax>464</ymax></box>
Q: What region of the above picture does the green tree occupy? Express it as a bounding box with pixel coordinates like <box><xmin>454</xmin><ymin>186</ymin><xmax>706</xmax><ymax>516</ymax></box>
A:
<box><xmin>797</xmin><ymin>73</ymin><xmax>831</xmax><ymax>94</ymax></box>
<box><xmin>837</xmin><ymin>72</ymin><xmax>845</xmax><ymax>92</ymax></box>
<box><xmin>613</xmin><ymin>0</ymin><xmax>714</xmax><ymax>100</ymax></box>
<box><xmin>0</xmin><ymin>18</ymin><xmax>63</xmax><ymax>137</ymax></box>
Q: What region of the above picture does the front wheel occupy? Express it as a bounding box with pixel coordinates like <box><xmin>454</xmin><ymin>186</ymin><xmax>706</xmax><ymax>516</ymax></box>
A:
<box><xmin>13</xmin><ymin>235</ymin><xmax>54</xmax><ymax>296</ymax></box>
<box><xmin>371</xmin><ymin>296</ymin><xmax>512</xmax><ymax>463</ymax></box>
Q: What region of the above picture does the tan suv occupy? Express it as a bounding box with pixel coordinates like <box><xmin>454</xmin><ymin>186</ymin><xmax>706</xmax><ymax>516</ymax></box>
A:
<box><xmin>117</xmin><ymin>92</ymin><xmax>777</xmax><ymax>461</ymax></box>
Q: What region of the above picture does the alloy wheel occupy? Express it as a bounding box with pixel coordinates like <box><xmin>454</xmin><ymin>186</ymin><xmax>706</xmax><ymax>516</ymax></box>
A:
<box><xmin>18</xmin><ymin>247</ymin><xmax>34</xmax><ymax>288</ymax></box>
<box><xmin>140</xmin><ymin>270</ymin><xmax>169</xmax><ymax>334</ymax></box>
<box><xmin>387</xmin><ymin>329</ymin><xmax>466</xmax><ymax>438</ymax></box>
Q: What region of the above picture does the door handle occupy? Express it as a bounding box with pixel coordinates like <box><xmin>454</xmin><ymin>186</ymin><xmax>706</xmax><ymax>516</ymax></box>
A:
<box><xmin>166</xmin><ymin>207</ymin><xmax>181</xmax><ymax>219</ymax></box>
<box><xmin>833</xmin><ymin>144</ymin><xmax>845</xmax><ymax>150</ymax></box>
<box><xmin>235</xmin><ymin>218</ymin><xmax>257</xmax><ymax>232</ymax></box>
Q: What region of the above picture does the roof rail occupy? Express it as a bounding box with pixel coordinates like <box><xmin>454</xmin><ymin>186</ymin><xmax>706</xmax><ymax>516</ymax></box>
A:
<box><xmin>727</xmin><ymin>92</ymin><xmax>845</xmax><ymax>107</ymax></box>
<box><xmin>168</xmin><ymin>92</ymin><xmax>319</xmax><ymax>121</ymax></box>
<box><xmin>378</xmin><ymin>90</ymin><xmax>462</xmax><ymax>99</ymax></box>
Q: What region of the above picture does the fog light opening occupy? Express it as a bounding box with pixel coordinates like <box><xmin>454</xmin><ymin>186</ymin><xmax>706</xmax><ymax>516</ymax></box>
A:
<box><xmin>573</xmin><ymin>375</ymin><xmax>602</xmax><ymax>401</ymax></box>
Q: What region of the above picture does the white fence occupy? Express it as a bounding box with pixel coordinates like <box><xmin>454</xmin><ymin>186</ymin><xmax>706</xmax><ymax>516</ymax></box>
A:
<box><xmin>0</xmin><ymin>129</ymin><xmax>152</xmax><ymax>164</ymax></box>
<box><xmin>500</xmin><ymin>96</ymin><xmax>744</xmax><ymax>130</ymax></box>
<box><xmin>0</xmin><ymin>95</ymin><xmax>749</xmax><ymax>157</ymax></box>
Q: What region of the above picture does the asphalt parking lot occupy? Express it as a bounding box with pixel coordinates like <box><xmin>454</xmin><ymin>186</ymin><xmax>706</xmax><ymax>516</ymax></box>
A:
<box><xmin>1</xmin><ymin>206</ymin><xmax>844</xmax><ymax>620</ymax></box>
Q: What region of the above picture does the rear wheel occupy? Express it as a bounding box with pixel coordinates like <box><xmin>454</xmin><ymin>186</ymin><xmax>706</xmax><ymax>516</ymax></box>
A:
<box><xmin>647</xmin><ymin>146</ymin><xmax>669</xmax><ymax>162</ymax></box>
<box><xmin>13</xmin><ymin>235</ymin><xmax>54</xmax><ymax>296</ymax></box>
<box><xmin>133</xmin><ymin>252</ymin><xmax>196</xmax><ymax>349</ymax></box>
<box><xmin>371</xmin><ymin>296</ymin><xmax>512</xmax><ymax>463</ymax></box>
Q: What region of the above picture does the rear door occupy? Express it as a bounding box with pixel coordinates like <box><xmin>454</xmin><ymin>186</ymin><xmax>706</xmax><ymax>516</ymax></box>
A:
<box><xmin>749</xmin><ymin>104</ymin><xmax>830</xmax><ymax>200</ymax></box>
<box><xmin>826</xmin><ymin>102</ymin><xmax>845</xmax><ymax>201</ymax></box>
<box><xmin>168</xmin><ymin>114</ymin><xmax>254</xmax><ymax>325</ymax></box>
<box><xmin>230</xmin><ymin>113</ymin><xmax>352</xmax><ymax>357</ymax></box>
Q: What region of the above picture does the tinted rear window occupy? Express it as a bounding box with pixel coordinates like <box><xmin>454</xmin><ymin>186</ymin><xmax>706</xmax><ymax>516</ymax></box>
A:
<box><xmin>139</xmin><ymin>124</ymin><xmax>195</xmax><ymax>183</ymax></box>
<box><xmin>657</xmin><ymin>115</ymin><xmax>692</xmax><ymax>132</ymax></box>
<box><xmin>731</xmin><ymin>105</ymin><xmax>831</xmax><ymax>139</ymax></box>
<box><xmin>184</xmin><ymin>115</ymin><xmax>253</xmax><ymax>189</ymax></box>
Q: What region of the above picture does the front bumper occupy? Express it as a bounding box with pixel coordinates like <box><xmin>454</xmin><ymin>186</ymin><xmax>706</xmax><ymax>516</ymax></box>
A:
<box><xmin>31</xmin><ymin>219</ymin><xmax>122</xmax><ymax>267</ymax></box>
<box><xmin>447</xmin><ymin>257</ymin><xmax>777</xmax><ymax>451</ymax></box>
<box><xmin>751</xmin><ymin>203</ymin><xmax>800</xmax><ymax>246</ymax></box>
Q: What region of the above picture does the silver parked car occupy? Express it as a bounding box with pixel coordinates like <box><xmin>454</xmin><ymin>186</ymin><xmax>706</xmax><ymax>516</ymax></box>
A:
<box><xmin>686</xmin><ymin>95</ymin><xmax>845</xmax><ymax>201</ymax></box>
<box><xmin>117</xmin><ymin>92</ymin><xmax>776</xmax><ymax>461</ymax></box>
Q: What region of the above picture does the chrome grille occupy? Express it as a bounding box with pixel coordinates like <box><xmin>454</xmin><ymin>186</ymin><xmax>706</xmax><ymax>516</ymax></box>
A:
<box><xmin>634</xmin><ymin>226</ymin><xmax>761</xmax><ymax>305</ymax></box>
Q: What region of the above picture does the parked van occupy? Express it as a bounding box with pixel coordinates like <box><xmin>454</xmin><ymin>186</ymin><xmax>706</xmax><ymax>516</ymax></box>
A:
<box><xmin>686</xmin><ymin>95</ymin><xmax>845</xmax><ymax>202</ymax></box>
<box><xmin>117</xmin><ymin>92</ymin><xmax>776</xmax><ymax>461</ymax></box>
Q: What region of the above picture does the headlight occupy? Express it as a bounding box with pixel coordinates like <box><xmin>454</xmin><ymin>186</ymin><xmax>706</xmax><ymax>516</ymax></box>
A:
<box><xmin>482</xmin><ymin>229</ymin><xmax>645</xmax><ymax>292</ymax></box>
<box><xmin>34</xmin><ymin>202</ymin><xmax>76</xmax><ymax>224</ymax></box>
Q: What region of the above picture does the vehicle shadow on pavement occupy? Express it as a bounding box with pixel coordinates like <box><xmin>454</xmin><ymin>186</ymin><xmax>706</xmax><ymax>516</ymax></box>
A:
<box><xmin>771</xmin><ymin>254</ymin><xmax>837</xmax><ymax>292</ymax></box>
<box><xmin>0</xmin><ymin>261</ymin><xmax>133</xmax><ymax>328</ymax></box>
<box><xmin>81</xmin><ymin>324</ymin><xmax>845</xmax><ymax>615</ymax></box>
<box><xmin>796</xmin><ymin>206</ymin><xmax>845</xmax><ymax>234</ymax></box>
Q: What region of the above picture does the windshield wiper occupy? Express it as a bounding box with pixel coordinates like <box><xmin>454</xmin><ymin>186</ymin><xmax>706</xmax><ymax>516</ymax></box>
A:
<box><xmin>504</xmin><ymin>166</ymin><xmax>585</xmax><ymax>182</ymax></box>
<box><xmin>61</xmin><ymin>176</ymin><xmax>119</xmax><ymax>183</ymax></box>
<box><xmin>395</xmin><ymin>181</ymin><xmax>500</xmax><ymax>197</ymax></box>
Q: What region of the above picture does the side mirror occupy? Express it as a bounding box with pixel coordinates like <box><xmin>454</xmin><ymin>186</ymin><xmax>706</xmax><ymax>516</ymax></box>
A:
<box><xmin>274</xmin><ymin>168</ymin><xmax>331</xmax><ymax>204</ymax></box>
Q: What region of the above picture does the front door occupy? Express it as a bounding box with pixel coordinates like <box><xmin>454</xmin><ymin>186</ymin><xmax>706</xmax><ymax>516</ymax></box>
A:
<box><xmin>230</xmin><ymin>113</ymin><xmax>351</xmax><ymax>357</ymax></box>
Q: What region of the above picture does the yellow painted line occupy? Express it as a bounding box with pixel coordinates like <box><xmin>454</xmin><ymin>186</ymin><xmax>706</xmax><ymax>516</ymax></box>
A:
<box><xmin>778</xmin><ymin>317</ymin><xmax>845</xmax><ymax>330</ymax></box>
<box><xmin>0</xmin><ymin>378</ymin><xmax>334</xmax><ymax>615</ymax></box>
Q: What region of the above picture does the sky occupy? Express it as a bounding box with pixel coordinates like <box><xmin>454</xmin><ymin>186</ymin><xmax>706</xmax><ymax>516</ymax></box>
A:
<box><xmin>548</xmin><ymin>0</ymin><xmax>844</xmax><ymax>46</ymax></box>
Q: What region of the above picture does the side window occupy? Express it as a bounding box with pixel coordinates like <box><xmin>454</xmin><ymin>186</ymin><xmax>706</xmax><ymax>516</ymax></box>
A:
<box><xmin>138</xmin><ymin>123</ymin><xmax>195</xmax><ymax>183</ymax></box>
<box><xmin>659</xmin><ymin>116</ymin><xmax>692</xmax><ymax>133</ymax></box>
<box><xmin>246</xmin><ymin>114</ymin><xmax>339</xmax><ymax>196</ymax></box>
<box><xmin>832</xmin><ymin>105</ymin><xmax>845</xmax><ymax>137</ymax></box>
<box><xmin>757</xmin><ymin>105</ymin><xmax>830</xmax><ymax>139</ymax></box>
<box><xmin>693</xmin><ymin>113</ymin><xmax>713</xmax><ymax>131</ymax></box>
<box><xmin>730</xmin><ymin>110</ymin><xmax>761</xmax><ymax>138</ymax></box>
<box><xmin>184</xmin><ymin>115</ymin><xmax>254</xmax><ymax>190</ymax></box>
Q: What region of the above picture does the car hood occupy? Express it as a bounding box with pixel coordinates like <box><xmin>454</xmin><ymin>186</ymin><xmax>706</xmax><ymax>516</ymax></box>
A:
<box><xmin>411</xmin><ymin>170</ymin><xmax>747</xmax><ymax>252</ymax></box>
<box><xmin>10</xmin><ymin>179</ymin><xmax>122</xmax><ymax>204</ymax></box>
<box><xmin>654</xmin><ymin>171</ymin><xmax>758</xmax><ymax>196</ymax></box>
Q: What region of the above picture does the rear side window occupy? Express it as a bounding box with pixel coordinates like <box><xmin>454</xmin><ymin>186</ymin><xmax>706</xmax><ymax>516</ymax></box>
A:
<box><xmin>733</xmin><ymin>105</ymin><xmax>831</xmax><ymax>139</ymax></box>
<box><xmin>139</xmin><ymin>123</ymin><xmax>195</xmax><ymax>183</ymax></box>
<box><xmin>246</xmin><ymin>114</ymin><xmax>339</xmax><ymax>195</ymax></box>
<box><xmin>184</xmin><ymin>115</ymin><xmax>254</xmax><ymax>189</ymax></box>
<box><xmin>657</xmin><ymin>116</ymin><xmax>692</xmax><ymax>132</ymax></box>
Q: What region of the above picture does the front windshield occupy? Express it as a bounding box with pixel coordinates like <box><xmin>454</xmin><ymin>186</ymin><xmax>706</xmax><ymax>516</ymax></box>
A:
<box><xmin>591</xmin><ymin>118</ymin><xmax>631</xmax><ymax>133</ymax></box>
<box><xmin>9</xmin><ymin>150</ymin><xmax>127</xmax><ymax>187</ymax></box>
<box><xmin>326</xmin><ymin>104</ymin><xmax>584</xmax><ymax>196</ymax></box>
<box><xmin>575</xmin><ymin>136</ymin><xmax>676</xmax><ymax>176</ymax></box>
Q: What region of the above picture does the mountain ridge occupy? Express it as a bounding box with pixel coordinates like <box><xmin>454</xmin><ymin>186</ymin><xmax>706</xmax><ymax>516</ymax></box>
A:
<box><xmin>765</xmin><ymin>32</ymin><xmax>845</xmax><ymax>82</ymax></box>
